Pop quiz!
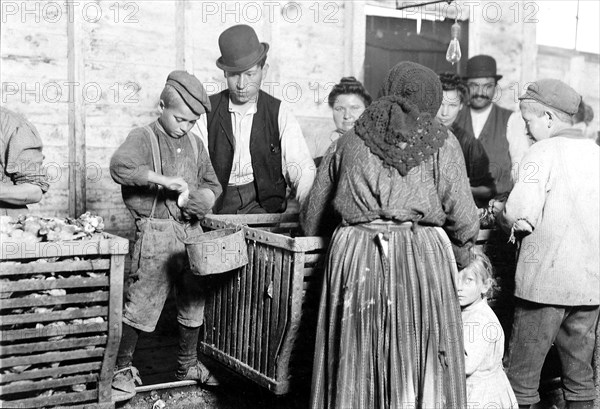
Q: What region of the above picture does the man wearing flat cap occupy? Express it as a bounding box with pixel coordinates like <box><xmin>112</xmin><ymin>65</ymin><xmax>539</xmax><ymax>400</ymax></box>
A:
<box><xmin>110</xmin><ymin>71</ymin><xmax>223</xmax><ymax>401</ymax></box>
<box><xmin>193</xmin><ymin>24</ymin><xmax>315</xmax><ymax>214</ymax></box>
<box><xmin>497</xmin><ymin>79</ymin><xmax>599</xmax><ymax>409</ymax></box>
<box><xmin>454</xmin><ymin>55</ymin><xmax>530</xmax><ymax>198</ymax></box>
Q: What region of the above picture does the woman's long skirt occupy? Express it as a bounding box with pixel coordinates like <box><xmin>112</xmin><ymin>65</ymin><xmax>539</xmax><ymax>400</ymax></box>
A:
<box><xmin>309</xmin><ymin>223</ymin><xmax>467</xmax><ymax>409</ymax></box>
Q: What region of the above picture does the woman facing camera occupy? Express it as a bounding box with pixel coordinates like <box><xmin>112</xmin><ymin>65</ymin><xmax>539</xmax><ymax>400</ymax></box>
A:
<box><xmin>307</xmin><ymin>77</ymin><xmax>372</xmax><ymax>166</ymax></box>
<box><xmin>437</xmin><ymin>72</ymin><xmax>495</xmax><ymax>208</ymax></box>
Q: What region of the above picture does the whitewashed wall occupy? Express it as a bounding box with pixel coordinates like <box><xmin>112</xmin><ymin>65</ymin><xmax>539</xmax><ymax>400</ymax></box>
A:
<box><xmin>1</xmin><ymin>0</ymin><xmax>355</xmax><ymax>239</ymax></box>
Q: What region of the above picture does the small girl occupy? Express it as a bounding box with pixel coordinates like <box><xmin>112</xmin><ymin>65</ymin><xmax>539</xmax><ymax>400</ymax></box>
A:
<box><xmin>458</xmin><ymin>248</ymin><xmax>518</xmax><ymax>408</ymax></box>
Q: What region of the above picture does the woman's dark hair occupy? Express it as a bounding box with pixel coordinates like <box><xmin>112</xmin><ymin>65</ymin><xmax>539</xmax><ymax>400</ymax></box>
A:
<box><xmin>328</xmin><ymin>77</ymin><xmax>372</xmax><ymax>108</ymax></box>
<box><xmin>438</xmin><ymin>72</ymin><xmax>468</xmax><ymax>104</ymax></box>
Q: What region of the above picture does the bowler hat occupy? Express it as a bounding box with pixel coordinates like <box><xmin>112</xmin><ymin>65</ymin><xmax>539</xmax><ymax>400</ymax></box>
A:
<box><xmin>463</xmin><ymin>55</ymin><xmax>503</xmax><ymax>81</ymax></box>
<box><xmin>216</xmin><ymin>25</ymin><xmax>269</xmax><ymax>73</ymax></box>
<box><xmin>166</xmin><ymin>71</ymin><xmax>211</xmax><ymax>115</ymax></box>
<box><xmin>519</xmin><ymin>79</ymin><xmax>581</xmax><ymax>115</ymax></box>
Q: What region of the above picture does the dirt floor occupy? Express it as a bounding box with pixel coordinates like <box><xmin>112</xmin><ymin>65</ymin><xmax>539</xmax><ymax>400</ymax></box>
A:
<box><xmin>113</xmin><ymin>292</ymin><xmax>570</xmax><ymax>409</ymax></box>
<box><xmin>116</xmin><ymin>382</ymin><xmax>563</xmax><ymax>409</ymax></box>
<box><xmin>115</xmin><ymin>297</ymin><xmax>311</xmax><ymax>409</ymax></box>
<box><xmin>117</xmin><ymin>380</ymin><xmax>310</xmax><ymax>409</ymax></box>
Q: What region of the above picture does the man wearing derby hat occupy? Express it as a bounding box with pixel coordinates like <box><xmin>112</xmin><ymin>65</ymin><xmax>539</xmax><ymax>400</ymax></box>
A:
<box><xmin>454</xmin><ymin>54</ymin><xmax>529</xmax><ymax>199</ymax></box>
<box><xmin>193</xmin><ymin>24</ymin><xmax>315</xmax><ymax>214</ymax></box>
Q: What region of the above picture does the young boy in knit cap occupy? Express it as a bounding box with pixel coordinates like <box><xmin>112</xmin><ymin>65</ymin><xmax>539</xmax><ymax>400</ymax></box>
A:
<box><xmin>110</xmin><ymin>71</ymin><xmax>222</xmax><ymax>402</ymax></box>
<box><xmin>495</xmin><ymin>79</ymin><xmax>599</xmax><ymax>409</ymax></box>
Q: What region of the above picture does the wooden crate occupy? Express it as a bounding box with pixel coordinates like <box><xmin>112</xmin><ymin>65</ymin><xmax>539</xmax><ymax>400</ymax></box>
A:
<box><xmin>199</xmin><ymin>214</ymin><xmax>328</xmax><ymax>395</ymax></box>
<box><xmin>0</xmin><ymin>234</ymin><xmax>128</xmax><ymax>409</ymax></box>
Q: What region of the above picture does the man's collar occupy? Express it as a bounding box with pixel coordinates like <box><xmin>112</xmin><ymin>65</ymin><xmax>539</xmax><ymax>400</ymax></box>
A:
<box><xmin>228</xmin><ymin>95</ymin><xmax>258</xmax><ymax>115</ymax></box>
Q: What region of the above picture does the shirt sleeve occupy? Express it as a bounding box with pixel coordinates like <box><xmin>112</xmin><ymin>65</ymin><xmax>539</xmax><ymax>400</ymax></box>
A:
<box><xmin>109</xmin><ymin>128</ymin><xmax>153</xmax><ymax>187</ymax></box>
<box><xmin>278</xmin><ymin>104</ymin><xmax>317</xmax><ymax>205</ymax></box>
<box><xmin>507</xmin><ymin>111</ymin><xmax>531</xmax><ymax>176</ymax></box>
<box><xmin>499</xmin><ymin>142</ymin><xmax>551</xmax><ymax>232</ymax></box>
<box><xmin>436</xmin><ymin>133</ymin><xmax>479</xmax><ymax>268</ymax></box>
<box><xmin>191</xmin><ymin>115</ymin><xmax>210</xmax><ymax>154</ymax></box>
<box><xmin>193</xmin><ymin>136</ymin><xmax>222</xmax><ymax>200</ymax></box>
<box><xmin>2</xmin><ymin>112</ymin><xmax>49</xmax><ymax>192</ymax></box>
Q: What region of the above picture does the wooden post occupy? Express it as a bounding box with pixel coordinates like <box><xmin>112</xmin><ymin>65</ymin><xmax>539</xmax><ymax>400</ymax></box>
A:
<box><xmin>175</xmin><ymin>0</ymin><xmax>194</xmax><ymax>71</ymax></box>
<box><xmin>344</xmin><ymin>1</ymin><xmax>366</xmax><ymax>80</ymax></box>
<box><xmin>67</xmin><ymin>0</ymin><xmax>86</xmax><ymax>218</ymax></box>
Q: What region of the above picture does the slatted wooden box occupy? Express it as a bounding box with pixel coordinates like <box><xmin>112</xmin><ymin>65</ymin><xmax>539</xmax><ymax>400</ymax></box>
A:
<box><xmin>0</xmin><ymin>234</ymin><xmax>128</xmax><ymax>409</ymax></box>
<box><xmin>199</xmin><ymin>213</ymin><xmax>328</xmax><ymax>395</ymax></box>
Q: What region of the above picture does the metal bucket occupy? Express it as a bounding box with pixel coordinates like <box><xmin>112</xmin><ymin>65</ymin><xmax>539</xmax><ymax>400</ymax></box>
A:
<box><xmin>185</xmin><ymin>228</ymin><xmax>248</xmax><ymax>276</ymax></box>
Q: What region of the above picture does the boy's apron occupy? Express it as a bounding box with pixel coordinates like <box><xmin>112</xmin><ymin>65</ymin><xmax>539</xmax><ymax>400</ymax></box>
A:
<box><xmin>123</xmin><ymin>127</ymin><xmax>205</xmax><ymax>331</ymax></box>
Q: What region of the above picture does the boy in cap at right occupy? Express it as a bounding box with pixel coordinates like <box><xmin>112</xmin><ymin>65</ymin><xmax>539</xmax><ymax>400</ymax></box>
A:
<box><xmin>495</xmin><ymin>79</ymin><xmax>599</xmax><ymax>409</ymax></box>
<box><xmin>110</xmin><ymin>71</ymin><xmax>222</xmax><ymax>402</ymax></box>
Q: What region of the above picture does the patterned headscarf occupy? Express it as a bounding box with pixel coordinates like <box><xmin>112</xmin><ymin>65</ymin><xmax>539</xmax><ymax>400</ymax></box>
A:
<box><xmin>355</xmin><ymin>62</ymin><xmax>447</xmax><ymax>176</ymax></box>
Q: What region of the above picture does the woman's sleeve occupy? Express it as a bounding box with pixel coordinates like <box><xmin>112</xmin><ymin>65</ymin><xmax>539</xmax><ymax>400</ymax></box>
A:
<box><xmin>436</xmin><ymin>134</ymin><xmax>479</xmax><ymax>268</ymax></box>
<box><xmin>300</xmin><ymin>141</ymin><xmax>340</xmax><ymax>236</ymax></box>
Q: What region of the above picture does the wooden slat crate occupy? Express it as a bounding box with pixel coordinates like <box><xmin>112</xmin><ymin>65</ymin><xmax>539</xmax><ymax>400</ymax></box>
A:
<box><xmin>0</xmin><ymin>234</ymin><xmax>128</xmax><ymax>409</ymax></box>
<box><xmin>199</xmin><ymin>214</ymin><xmax>328</xmax><ymax>395</ymax></box>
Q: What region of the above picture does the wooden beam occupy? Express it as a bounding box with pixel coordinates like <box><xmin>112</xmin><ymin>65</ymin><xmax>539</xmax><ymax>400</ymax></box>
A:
<box><xmin>67</xmin><ymin>0</ymin><xmax>86</xmax><ymax>218</ymax></box>
<box><xmin>175</xmin><ymin>0</ymin><xmax>194</xmax><ymax>71</ymax></box>
<box><xmin>345</xmin><ymin>1</ymin><xmax>367</xmax><ymax>80</ymax></box>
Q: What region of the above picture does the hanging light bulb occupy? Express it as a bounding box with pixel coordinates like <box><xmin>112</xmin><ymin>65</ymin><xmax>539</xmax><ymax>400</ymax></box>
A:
<box><xmin>446</xmin><ymin>21</ymin><xmax>462</xmax><ymax>65</ymax></box>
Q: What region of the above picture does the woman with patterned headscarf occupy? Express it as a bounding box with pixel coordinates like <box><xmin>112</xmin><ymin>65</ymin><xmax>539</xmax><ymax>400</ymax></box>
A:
<box><xmin>302</xmin><ymin>61</ymin><xmax>479</xmax><ymax>408</ymax></box>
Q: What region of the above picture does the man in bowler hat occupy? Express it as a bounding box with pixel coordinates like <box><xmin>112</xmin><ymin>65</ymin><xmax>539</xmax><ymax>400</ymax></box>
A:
<box><xmin>192</xmin><ymin>24</ymin><xmax>315</xmax><ymax>214</ymax></box>
<box><xmin>454</xmin><ymin>55</ymin><xmax>529</xmax><ymax>198</ymax></box>
<box><xmin>110</xmin><ymin>71</ymin><xmax>222</xmax><ymax>401</ymax></box>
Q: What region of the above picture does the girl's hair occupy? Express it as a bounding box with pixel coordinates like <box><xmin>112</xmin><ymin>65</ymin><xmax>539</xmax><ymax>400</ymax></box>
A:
<box><xmin>328</xmin><ymin>76</ymin><xmax>373</xmax><ymax>108</ymax></box>
<box><xmin>463</xmin><ymin>247</ymin><xmax>494</xmax><ymax>292</ymax></box>
<box><xmin>438</xmin><ymin>72</ymin><xmax>468</xmax><ymax>104</ymax></box>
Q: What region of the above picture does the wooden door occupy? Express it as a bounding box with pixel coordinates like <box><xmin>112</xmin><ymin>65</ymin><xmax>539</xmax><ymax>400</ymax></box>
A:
<box><xmin>365</xmin><ymin>15</ymin><xmax>469</xmax><ymax>97</ymax></box>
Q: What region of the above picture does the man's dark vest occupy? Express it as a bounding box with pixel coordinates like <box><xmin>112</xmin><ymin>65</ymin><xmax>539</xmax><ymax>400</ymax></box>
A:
<box><xmin>206</xmin><ymin>90</ymin><xmax>285</xmax><ymax>213</ymax></box>
<box><xmin>455</xmin><ymin>104</ymin><xmax>514</xmax><ymax>195</ymax></box>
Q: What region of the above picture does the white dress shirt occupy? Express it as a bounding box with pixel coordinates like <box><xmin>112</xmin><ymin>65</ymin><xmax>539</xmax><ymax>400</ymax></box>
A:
<box><xmin>192</xmin><ymin>98</ymin><xmax>316</xmax><ymax>205</ymax></box>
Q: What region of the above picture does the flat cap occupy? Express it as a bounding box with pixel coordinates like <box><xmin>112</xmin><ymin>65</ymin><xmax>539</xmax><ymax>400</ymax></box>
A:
<box><xmin>166</xmin><ymin>71</ymin><xmax>211</xmax><ymax>115</ymax></box>
<box><xmin>519</xmin><ymin>79</ymin><xmax>581</xmax><ymax>115</ymax></box>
